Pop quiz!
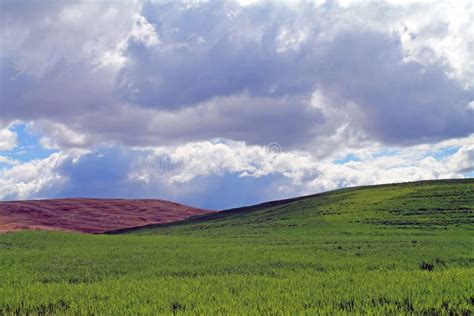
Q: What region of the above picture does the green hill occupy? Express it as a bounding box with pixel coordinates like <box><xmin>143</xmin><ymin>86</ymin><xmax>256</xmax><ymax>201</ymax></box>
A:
<box><xmin>1</xmin><ymin>179</ymin><xmax>473</xmax><ymax>314</ymax></box>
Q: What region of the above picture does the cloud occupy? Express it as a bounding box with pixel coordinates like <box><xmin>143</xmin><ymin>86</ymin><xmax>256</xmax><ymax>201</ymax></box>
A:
<box><xmin>31</xmin><ymin>121</ymin><xmax>89</xmax><ymax>150</ymax></box>
<box><xmin>0</xmin><ymin>0</ymin><xmax>140</xmax><ymax>76</ymax></box>
<box><xmin>448</xmin><ymin>144</ymin><xmax>474</xmax><ymax>173</ymax></box>
<box><xmin>0</xmin><ymin>1</ymin><xmax>473</xmax><ymax>206</ymax></box>
<box><xmin>1</xmin><ymin>1</ymin><xmax>473</xmax><ymax>151</ymax></box>
<box><xmin>117</xmin><ymin>2</ymin><xmax>314</xmax><ymax>109</ymax></box>
<box><xmin>126</xmin><ymin>138</ymin><xmax>474</xmax><ymax>206</ymax></box>
<box><xmin>0</xmin><ymin>156</ymin><xmax>18</xmax><ymax>167</ymax></box>
<box><xmin>0</xmin><ymin>152</ymin><xmax>68</xmax><ymax>200</ymax></box>
<box><xmin>0</xmin><ymin>135</ymin><xmax>472</xmax><ymax>207</ymax></box>
<box><xmin>0</xmin><ymin>124</ymin><xmax>17</xmax><ymax>151</ymax></box>
<box><xmin>314</xmin><ymin>30</ymin><xmax>473</xmax><ymax>144</ymax></box>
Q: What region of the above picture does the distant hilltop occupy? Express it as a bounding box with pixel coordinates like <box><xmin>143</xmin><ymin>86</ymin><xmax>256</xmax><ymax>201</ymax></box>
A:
<box><xmin>0</xmin><ymin>198</ymin><xmax>213</xmax><ymax>234</ymax></box>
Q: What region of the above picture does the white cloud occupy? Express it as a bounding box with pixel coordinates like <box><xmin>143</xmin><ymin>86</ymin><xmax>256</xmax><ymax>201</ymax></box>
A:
<box><xmin>1</xmin><ymin>137</ymin><xmax>471</xmax><ymax>204</ymax></box>
<box><xmin>97</xmin><ymin>14</ymin><xmax>159</xmax><ymax>69</ymax></box>
<box><xmin>31</xmin><ymin>121</ymin><xmax>88</xmax><ymax>150</ymax></box>
<box><xmin>0</xmin><ymin>1</ymin><xmax>140</xmax><ymax>77</ymax></box>
<box><xmin>0</xmin><ymin>125</ymin><xmax>17</xmax><ymax>151</ymax></box>
<box><xmin>0</xmin><ymin>152</ymin><xmax>68</xmax><ymax>200</ymax></box>
<box><xmin>448</xmin><ymin>144</ymin><xmax>474</xmax><ymax>173</ymax></box>
<box><xmin>338</xmin><ymin>0</ymin><xmax>474</xmax><ymax>87</ymax></box>
<box><xmin>467</xmin><ymin>101</ymin><xmax>474</xmax><ymax>111</ymax></box>
<box><xmin>0</xmin><ymin>156</ymin><xmax>18</xmax><ymax>166</ymax></box>
<box><xmin>129</xmin><ymin>137</ymin><xmax>474</xmax><ymax>197</ymax></box>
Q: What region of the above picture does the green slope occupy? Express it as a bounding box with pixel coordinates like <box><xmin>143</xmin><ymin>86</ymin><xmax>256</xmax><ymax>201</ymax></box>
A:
<box><xmin>0</xmin><ymin>179</ymin><xmax>473</xmax><ymax>315</ymax></box>
<box><xmin>127</xmin><ymin>178</ymin><xmax>474</xmax><ymax>236</ymax></box>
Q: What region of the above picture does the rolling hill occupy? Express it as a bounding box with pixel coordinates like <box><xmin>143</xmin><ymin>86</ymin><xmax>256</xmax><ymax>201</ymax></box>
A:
<box><xmin>0</xmin><ymin>198</ymin><xmax>213</xmax><ymax>233</ymax></box>
<box><xmin>0</xmin><ymin>179</ymin><xmax>473</xmax><ymax>314</ymax></box>
<box><xmin>113</xmin><ymin>178</ymin><xmax>474</xmax><ymax>235</ymax></box>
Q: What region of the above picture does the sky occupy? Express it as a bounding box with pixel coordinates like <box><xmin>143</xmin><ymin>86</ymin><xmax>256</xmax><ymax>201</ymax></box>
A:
<box><xmin>0</xmin><ymin>0</ymin><xmax>473</xmax><ymax>210</ymax></box>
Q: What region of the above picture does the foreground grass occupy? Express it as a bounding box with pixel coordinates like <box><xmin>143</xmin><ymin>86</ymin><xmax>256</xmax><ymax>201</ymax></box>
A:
<box><xmin>0</xmin><ymin>179</ymin><xmax>473</xmax><ymax>314</ymax></box>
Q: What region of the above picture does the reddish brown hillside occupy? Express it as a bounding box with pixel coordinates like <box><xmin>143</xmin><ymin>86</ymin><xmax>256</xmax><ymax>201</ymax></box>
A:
<box><xmin>0</xmin><ymin>198</ymin><xmax>214</xmax><ymax>233</ymax></box>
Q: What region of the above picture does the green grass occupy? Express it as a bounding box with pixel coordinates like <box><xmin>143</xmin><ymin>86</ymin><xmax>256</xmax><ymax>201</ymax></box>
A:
<box><xmin>1</xmin><ymin>179</ymin><xmax>473</xmax><ymax>315</ymax></box>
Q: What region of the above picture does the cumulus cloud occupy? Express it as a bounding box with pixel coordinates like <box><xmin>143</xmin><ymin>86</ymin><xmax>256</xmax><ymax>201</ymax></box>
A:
<box><xmin>0</xmin><ymin>124</ymin><xmax>17</xmax><ymax>151</ymax></box>
<box><xmin>448</xmin><ymin>144</ymin><xmax>474</xmax><ymax>173</ymax></box>
<box><xmin>0</xmin><ymin>1</ymin><xmax>139</xmax><ymax>76</ymax></box>
<box><xmin>125</xmin><ymin>138</ymin><xmax>474</xmax><ymax>206</ymax></box>
<box><xmin>0</xmin><ymin>1</ymin><xmax>473</xmax><ymax>206</ymax></box>
<box><xmin>0</xmin><ymin>135</ymin><xmax>472</xmax><ymax>207</ymax></box>
<box><xmin>316</xmin><ymin>30</ymin><xmax>472</xmax><ymax>144</ymax></box>
<box><xmin>1</xmin><ymin>0</ymin><xmax>473</xmax><ymax>150</ymax></box>
<box><xmin>0</xmin><ymin>152</ymin><xmax>68</xmax><ymax>200</ymax></box>
<box><xmin>31</xmin><ymin>121</ymin><xmax>89</xmax><ymax>150</ymax></box>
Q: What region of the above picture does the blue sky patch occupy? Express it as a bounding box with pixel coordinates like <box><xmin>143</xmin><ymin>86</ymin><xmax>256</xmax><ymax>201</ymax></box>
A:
<box><xmin>372</xmin><ymin>149</ymin><xmax>401</xmax><ymax>159</ymax></box>
<box><xmin>0</xmin><ymin>123</ymin><xmax>57</xmax><ymax>163</ymax></box>
<box><xmin>333</xmin><ymin>153</ymin><xmax>361</xmax><ymax>165</ymax></box>
<box><xmin>426</xmin><ymin>146</ymin><xmax>460</xmax><ymax>161</ymax></box>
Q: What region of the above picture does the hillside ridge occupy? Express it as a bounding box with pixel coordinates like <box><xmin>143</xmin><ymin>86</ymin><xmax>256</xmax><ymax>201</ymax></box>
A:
<box><xmin>0</xmin><ymin>198</ymin><xmax>213</xmax><ymax>233</ymax></box>
<box><xmin>106</xmin><ymin>178</ymin><xmax>474</xmax><ymax>234</ymax></box>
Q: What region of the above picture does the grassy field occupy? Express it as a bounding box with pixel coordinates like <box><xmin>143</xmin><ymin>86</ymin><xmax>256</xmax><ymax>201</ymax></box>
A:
<box><xmin>0</xmin><ymin>179</ymin><xmax>473</xmax><ymax>315</ymax></box>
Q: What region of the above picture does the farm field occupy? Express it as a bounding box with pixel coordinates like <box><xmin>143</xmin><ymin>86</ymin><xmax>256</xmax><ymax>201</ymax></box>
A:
<box><xmin>0</xmin><ymin>179</ymin><xmax>473</xmax><ymax>314</ymax></box>
<box><xmin>0</xmin><ymin>198</ymin><xmax>212</xmax><ymax>233</ymax></box>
